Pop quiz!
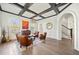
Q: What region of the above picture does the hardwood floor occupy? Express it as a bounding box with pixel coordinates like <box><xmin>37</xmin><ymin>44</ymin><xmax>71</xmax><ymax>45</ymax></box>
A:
<box><xmin>0</xmin><ymin>38</ymin><xmax>79</xmax><ymax>55</ymax></box>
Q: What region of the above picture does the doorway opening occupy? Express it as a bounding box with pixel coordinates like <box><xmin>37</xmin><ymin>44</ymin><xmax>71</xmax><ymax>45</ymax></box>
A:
<box><xmin>61</xmin><ymin>13</ymin><xmax>74</xmax><ymax>40</ymax></box>
<box><xmin>59</xmin><ymin>13</ymin><xmax>76</xmax><ymax>49</ymax></box>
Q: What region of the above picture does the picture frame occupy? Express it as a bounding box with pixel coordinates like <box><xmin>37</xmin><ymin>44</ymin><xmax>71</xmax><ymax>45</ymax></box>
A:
<box><xmin>46</xmin><ymin>22</ymin><xmax>53</xmax><ymax>30</ymax></box>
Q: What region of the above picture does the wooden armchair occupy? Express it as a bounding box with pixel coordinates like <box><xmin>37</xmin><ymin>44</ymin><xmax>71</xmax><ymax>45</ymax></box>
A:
<box><xmin>16</xmin><ymin>35</ymin><xmax>32</xmax><ymax>48</ymax></box>
<box><xmin>22</xmin><ymin>30</ymin><xmax>31</xmax><ymax>36</ymax></box>
<box><xmin>39</xmin><ymin>32</ymin><xmax>47</xmax><ymax>40</ymax></box>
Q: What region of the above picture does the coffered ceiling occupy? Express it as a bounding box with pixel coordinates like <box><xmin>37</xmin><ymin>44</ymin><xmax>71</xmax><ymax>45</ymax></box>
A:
<box><xmin>0</xmin><ymin>3</ymin><xmax>72</xmax><ymax>21</ymax></box>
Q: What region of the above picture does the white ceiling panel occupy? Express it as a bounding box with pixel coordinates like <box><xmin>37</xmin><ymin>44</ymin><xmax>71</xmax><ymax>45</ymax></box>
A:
<box><xmin>34</xmin><ymin>16</ymin><xmax>42</xmax><ymax>19</ymax></box>
<box><xmin>42</xmin><ymin>10</ymin><xmax>56</xmax><ymax>17</ymax></box>
<box><xmin>58</xmin><ymin>4</ymin><xmax>68</xmax><ymax>11</ymax></box>
<box><xmin>1</xmin><ymin>3</ymin><xmax>22</xmax><ymax>14</ymax></box>
<box><xmin>29</xmin><ymin>3</ymin><xmax>51</xmax><ymax>13</ymax></box>
<box><xmin>22</xmin><ymin>11</ymin><xmax>35</xmax><ymax>17</ymax></box>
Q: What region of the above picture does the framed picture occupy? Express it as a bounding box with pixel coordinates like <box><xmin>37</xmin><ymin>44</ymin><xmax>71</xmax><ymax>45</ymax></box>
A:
<box><xmin>46</xmin><ymin>22</ymin><xmax>53</xmax><ymax>30</ymax></box>
<box><xmin>22</xmin><ymin>20</ymin><xmax>29</xmax><ymax>29</ymax></box>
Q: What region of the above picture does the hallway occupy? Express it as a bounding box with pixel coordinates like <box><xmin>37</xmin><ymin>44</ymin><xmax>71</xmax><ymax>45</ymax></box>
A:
<box><xmin>0</xmin><ymin>38</ymin><xmax>79</xmax><ymax>55</ymax></box>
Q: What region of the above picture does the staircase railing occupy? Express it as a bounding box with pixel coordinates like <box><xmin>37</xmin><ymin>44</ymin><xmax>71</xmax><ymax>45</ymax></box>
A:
<box><xmin>62</xmin><ymin>25</ymin><xmax>72</xmax><ymax>38</ymax></box>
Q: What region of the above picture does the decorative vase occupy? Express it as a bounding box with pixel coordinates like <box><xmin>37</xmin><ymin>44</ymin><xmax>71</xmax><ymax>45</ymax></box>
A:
<box><xmin>1</xmin><ymin>29</ymin><xmax>6</xmax><ymax>43</ymax></box>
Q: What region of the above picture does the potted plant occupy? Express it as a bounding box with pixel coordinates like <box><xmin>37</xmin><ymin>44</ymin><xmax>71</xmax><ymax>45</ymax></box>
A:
<box><xmin>1</xmin><ymin>28</ymin><xmax>6</xmax><ymax>43</ymax></box>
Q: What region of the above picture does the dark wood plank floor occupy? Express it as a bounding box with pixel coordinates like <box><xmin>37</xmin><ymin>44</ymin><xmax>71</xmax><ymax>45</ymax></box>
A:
<box><xmin>0</xmin><ymin>38</ymin><xmax>79</xmax><ymax>55</ymax></box>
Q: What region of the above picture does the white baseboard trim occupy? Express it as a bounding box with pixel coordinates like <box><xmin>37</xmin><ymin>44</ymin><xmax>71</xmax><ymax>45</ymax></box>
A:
<box><xmin>46</xmin><ymin>37</ymin><xmax>59</xmax><ymax>40</ymax></box>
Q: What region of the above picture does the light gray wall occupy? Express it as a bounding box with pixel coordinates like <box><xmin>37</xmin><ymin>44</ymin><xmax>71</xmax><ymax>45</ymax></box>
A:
<box><xmin>37</xmin><ymin>16</ymin><xmax>58</xmax><ymax>39</ymax></box>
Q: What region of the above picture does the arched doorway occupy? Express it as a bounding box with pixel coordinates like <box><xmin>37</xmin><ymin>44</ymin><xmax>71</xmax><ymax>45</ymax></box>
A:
<box><xmin>58</xmin><ymin>12</ymin><xmax>77</xmax><ymax>49</ymax></box>
<box><xmin>61</xmin><ymin>13</ymin><xmax>74</xmax><ymax>39</ymax></box>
